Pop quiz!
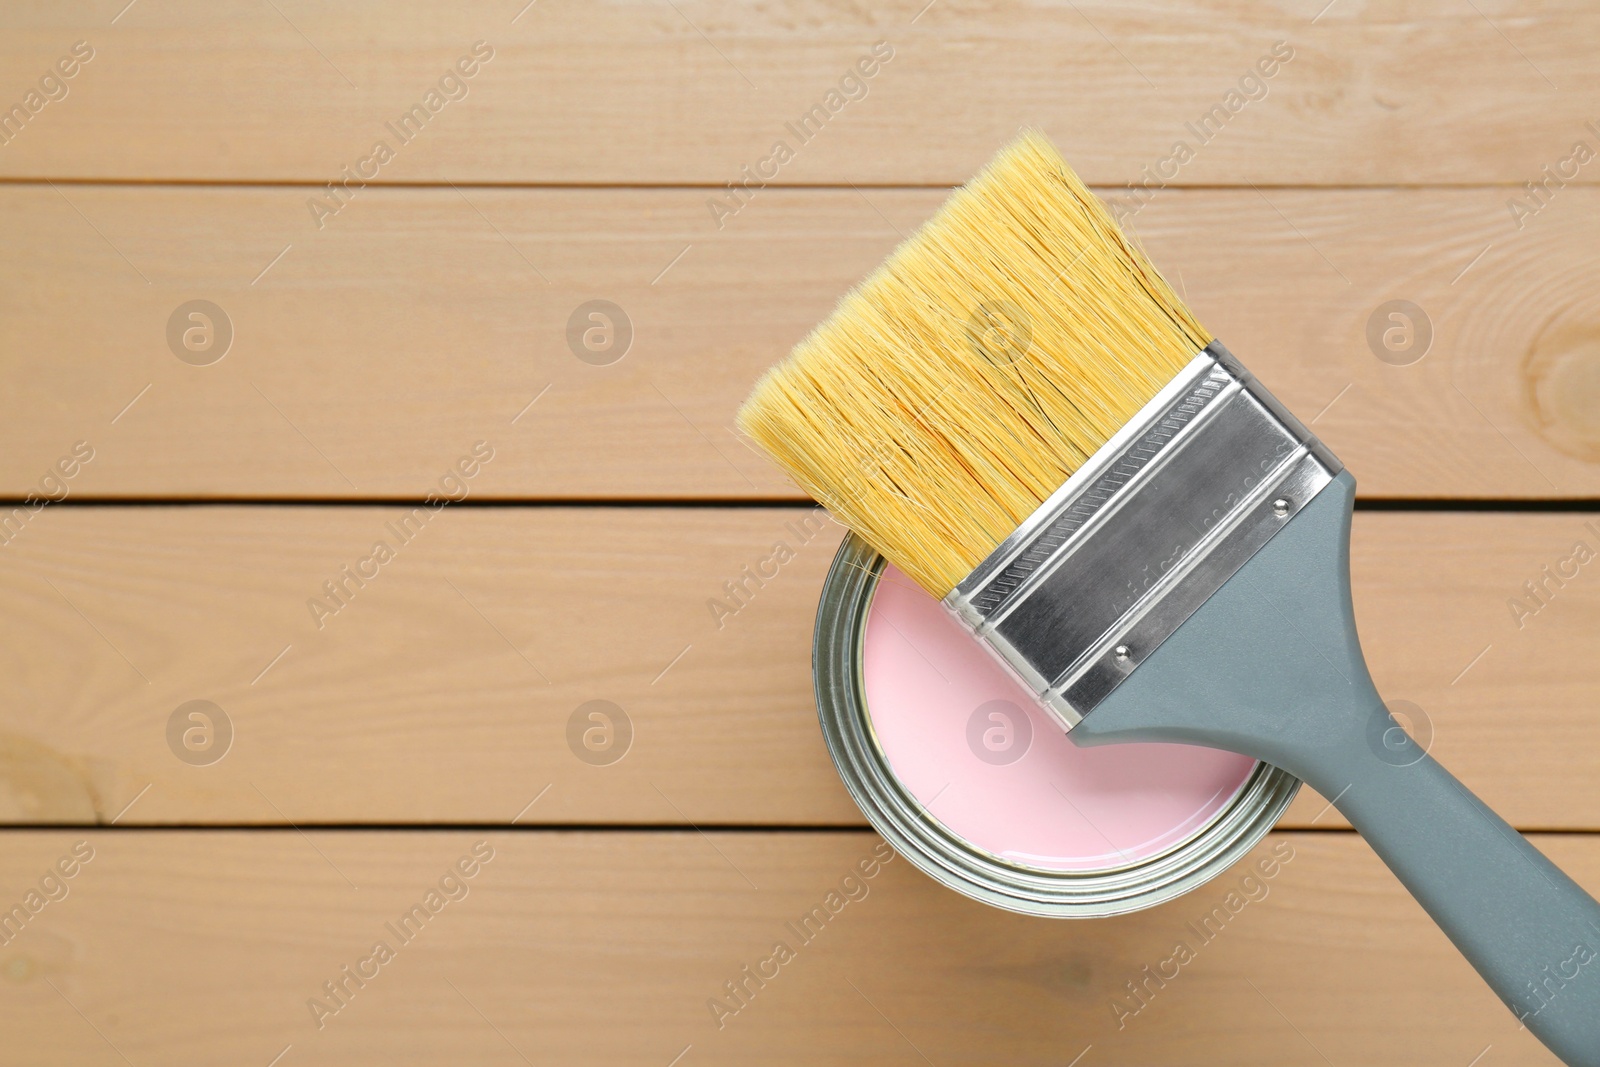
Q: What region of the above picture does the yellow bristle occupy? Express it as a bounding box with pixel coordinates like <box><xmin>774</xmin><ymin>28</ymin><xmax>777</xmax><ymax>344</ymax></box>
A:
<box><xmin>737</xmin><ymin>130</ymin><xmax>1211</xmax><ymax>598</ymax></box>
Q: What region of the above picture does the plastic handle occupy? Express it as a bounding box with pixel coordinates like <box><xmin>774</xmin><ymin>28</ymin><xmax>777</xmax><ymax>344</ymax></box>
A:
<box><xmin>1075</xmin><ymin>472</ymin><xmax>1600</xmax><ymax>1065</ymax></box>
<box><xmin>1307</xmin><ymin>704</ymin><xmax>1600</xmax><ymax>1063</ymax></box>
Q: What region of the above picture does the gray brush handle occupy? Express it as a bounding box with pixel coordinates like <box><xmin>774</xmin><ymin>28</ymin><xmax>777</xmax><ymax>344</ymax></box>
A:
<box><xmin>1076</xmin><ymin>472</ymin><xmax>1600</xmax><ymax>1065</ymax></box>
<box><xmin>1297</xmin><ymin>699</ymin><xmax>1600</xmax><ymax>1065</ymax></box>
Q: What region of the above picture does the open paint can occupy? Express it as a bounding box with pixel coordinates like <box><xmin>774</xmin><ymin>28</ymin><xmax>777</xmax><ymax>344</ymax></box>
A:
<box><xmin>814</xmin><ymin>533</ymin><xmax>1301</xmax><ymax>917</ymax></box>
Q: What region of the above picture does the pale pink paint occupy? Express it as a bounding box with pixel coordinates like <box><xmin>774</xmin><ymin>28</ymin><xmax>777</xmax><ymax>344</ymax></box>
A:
<box><xmin>862</xmin><ymin>565</ymin><xmax>1259</xmax><ymax>872</ymax></box>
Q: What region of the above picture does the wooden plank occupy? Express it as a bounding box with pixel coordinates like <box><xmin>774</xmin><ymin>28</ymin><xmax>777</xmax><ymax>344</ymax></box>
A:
<box><xmin>3</xmin><ymin>184</ymin><xmax>1600</xmax><ymax>499</ymax></box>
<box><xmin>2</xmin><ymin>506</ymin><xmax>1596</xmax><ymax>829</ymax></box>
<box><xmin>0</xmin><ymin>829</ymin><xmax>1588</xmax><ymax>1064</ymax></box>
<box><xmin>1</xmin><ymin>2</ymin><xmax>1598</xmax><ymax>185</ymax></box>
<box><xmin>0</xmin><ymin>506</ymin><xmax>859</xmax><ymax>827</ymax></box>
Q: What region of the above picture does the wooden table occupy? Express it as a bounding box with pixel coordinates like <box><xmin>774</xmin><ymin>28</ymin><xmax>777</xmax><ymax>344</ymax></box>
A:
<box><xmin>2</xmin><ymin>3</ymin><xmax>1598</xmax><ymax>1063</ymax></box>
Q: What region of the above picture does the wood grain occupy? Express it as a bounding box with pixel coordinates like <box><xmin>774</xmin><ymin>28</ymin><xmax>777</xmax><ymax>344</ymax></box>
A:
<box><xmin>1</xmin><ymin>1</ymin><xmax>1598</xmax><ymax>185</ymax></box>
<box><xmin>1</xmin><ymin>506</ymin><xmax>1595</xmax><ymax>829</ymax></box>
<box><xmin>3</xmin><ymin>2</ymin><xmax>1596</xmax><ymax>1060</ymax></box>
<box><xmin>3</xmin><ymin>184</ymin><xmax>1600</xmax><ymax>499</ymax></box>
<box><xmin>0</xmin><ymin>829</ymin><xmax>1586</xmax><ymax>1065</ymax></box>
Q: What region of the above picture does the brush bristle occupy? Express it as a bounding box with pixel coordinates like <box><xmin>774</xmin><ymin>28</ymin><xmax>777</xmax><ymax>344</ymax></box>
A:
<box><xmin>737</xmin><ymin>130</ymin><xmax>1210</xmax><ymax>598</ymax></box>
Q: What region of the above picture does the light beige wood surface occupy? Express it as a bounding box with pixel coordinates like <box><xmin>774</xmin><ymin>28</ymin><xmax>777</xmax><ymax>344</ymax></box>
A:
<box><xmin>3</xmin><ymin>184</ymin><xmax>1600</xmax><ymax>498</ymax></box>
<box><xmin>0</xmin><ymin>829</ymin><xmax>1583</xmax><ymax>1065</ymax></box>
<box><xmin>1</xmin><ymin>1</ymin><xmax>1597</xmax><ymax>185</ymax></box>
<box><xmin>6</xmin><ymin>3</ymin><xmax>1600</xmax><ymax>1061</ymax></box>
<box><xmin>2</xmin><ymin>506</ymin><xmax>1595</xmax><ymax>829</ymax></box>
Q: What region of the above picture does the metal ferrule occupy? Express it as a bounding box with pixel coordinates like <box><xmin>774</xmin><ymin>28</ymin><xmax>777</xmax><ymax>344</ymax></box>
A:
<box><xmin>943</xmin><ymin>340</ymin><xmax>1342</xmax><ymax>730</ymax></box>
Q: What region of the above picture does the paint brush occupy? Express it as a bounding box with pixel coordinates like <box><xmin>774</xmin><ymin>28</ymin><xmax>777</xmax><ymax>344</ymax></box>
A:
<box><xmin>738</xmin><ymin>131</ymin><xmax>1600</xmax><ymax>1065</ymax></box>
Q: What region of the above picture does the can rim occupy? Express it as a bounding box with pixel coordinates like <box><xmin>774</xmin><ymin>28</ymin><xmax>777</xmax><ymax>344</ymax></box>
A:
<box><xmin>814</xmin><ymin>533</ymin><xmax>1302</xmax><ymax>918</ymax></box>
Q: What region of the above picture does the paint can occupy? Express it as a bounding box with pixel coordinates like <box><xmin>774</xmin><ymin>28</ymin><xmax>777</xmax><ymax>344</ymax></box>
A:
<box><xmin>814</xmin><ymin>534</ymin><xmax>1300</xmax><ymax>917</ymax></box>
